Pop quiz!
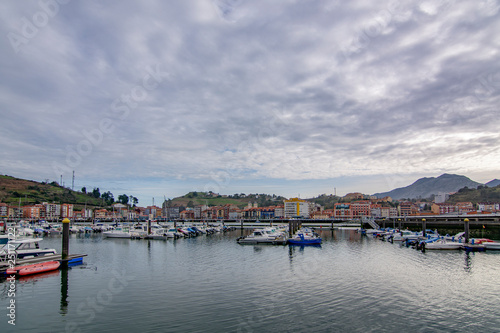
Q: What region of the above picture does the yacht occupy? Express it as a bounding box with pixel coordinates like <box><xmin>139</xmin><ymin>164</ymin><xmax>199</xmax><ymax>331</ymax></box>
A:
<box><xmin>237</xmin><ymin>228</ymin><xmax>287</xmax><ymax>244</ymax></box>
<box><xmin>424</xmin><ymin>239</ymin><xmax>463</xmax><ymax>250</ymax></box>
<box><xmin>103</xmin><ymin>227</ymin><xmax>131</xmax><ymax>239</ymax></box>
<box><xmin>0</xmin><ymin>238</ymin><xmax>57</xmax><ymax>259</ymax></box>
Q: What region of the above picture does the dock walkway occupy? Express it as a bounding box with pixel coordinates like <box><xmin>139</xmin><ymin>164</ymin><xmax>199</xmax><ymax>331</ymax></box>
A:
<box><xmin>0</xmin><ymin>254</ymin><xmax>87</xmax><ymax>274</ymax></box>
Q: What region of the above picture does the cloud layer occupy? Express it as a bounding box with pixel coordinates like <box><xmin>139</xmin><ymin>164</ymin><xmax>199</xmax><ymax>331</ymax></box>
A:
<box><xmin>1</xmin><ymin>0</ymin><xmax>499</xmax><ymax>200</ymax></box>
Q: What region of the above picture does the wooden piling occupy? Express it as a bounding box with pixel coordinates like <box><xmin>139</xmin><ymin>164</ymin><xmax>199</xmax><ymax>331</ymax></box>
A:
<box><xmin>464</xmin><ymin>218</ymin><xmax>470</xmax><ymax>243</ymax></box>
<box><xmin>62</xmin><ymin>218</ymin><xmax>70</xmax><ymax>263</ymax></box>
<box><xmin>422</xmin><ymin>219</ymin><xmax>426</xmax><ymax>238</ymax></box>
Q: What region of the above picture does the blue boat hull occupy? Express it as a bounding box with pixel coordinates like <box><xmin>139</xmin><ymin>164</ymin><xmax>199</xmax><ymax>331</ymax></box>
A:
<box><xmin>287</xmin><ymin>238</ymin><xmax>322</xmax><ymax>245</ymax></box>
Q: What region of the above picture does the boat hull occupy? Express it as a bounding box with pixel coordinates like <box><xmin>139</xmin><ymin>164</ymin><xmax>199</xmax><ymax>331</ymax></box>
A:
<box><xmin>425</xmin><ymin>243</ymin><xmax>462</xmax><ymax>250</ymax></box>
<box><xmin>484</xmin><ymin>242</ymin><xmax>500</xmax><ymax>250</ymax></box>
<box><xmin>7</xmin><ymin>261</ymin><xmax>60</xmax><ymax>276</ymax></box>
<box><xmin>287</xmin><ymin>239</ymin><xmax>322</xmax><ymax>245</ymax></box>
<box><xmin>103</xmin><ymin>232</ymin><xmax>131</xmax><ymax>239</ymax></box>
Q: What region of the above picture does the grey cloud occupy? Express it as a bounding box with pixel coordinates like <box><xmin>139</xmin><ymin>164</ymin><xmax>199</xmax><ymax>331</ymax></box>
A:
<box><xmin>0</xmin><ymin>0</ymin><xmax>499</xmax><ymax>192</ymax></box>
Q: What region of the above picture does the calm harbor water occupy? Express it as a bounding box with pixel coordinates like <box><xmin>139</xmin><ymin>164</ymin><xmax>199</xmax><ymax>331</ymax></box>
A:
<box><xmin>2</xmin><ymin>229</ymin><xmax>500</xmax><ymax>333</ymax></box>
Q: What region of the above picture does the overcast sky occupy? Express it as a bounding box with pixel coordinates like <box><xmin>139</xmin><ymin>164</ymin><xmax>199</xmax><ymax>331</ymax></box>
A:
<box><xmin>1</xmin><ymin>0</ymin><xmax>499</xmax><ymax>205</ymax></box>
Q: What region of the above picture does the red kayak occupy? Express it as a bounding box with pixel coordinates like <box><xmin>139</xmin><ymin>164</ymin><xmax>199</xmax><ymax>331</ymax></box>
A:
<box><xmin>6</xmin><ymin>261</ymin><xmax>60</xmax><ymax>276</ymax></box>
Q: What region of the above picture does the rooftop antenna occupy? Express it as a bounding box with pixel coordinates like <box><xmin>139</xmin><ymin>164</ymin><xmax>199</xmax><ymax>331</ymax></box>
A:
<box><xmin>72</xmin><ymin>170</ymin><xmax>75</xmax><ymax>191</ymax></box>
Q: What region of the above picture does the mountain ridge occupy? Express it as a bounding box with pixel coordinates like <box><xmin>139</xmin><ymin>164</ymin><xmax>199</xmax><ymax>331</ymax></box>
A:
<box><xmin>373</xmin><ymin>174</ymin><xmax>483</xmax><ymax>200</ymax></box>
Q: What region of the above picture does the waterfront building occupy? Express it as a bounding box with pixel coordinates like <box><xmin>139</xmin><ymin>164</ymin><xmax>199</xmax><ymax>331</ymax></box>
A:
<box><xmin>399</xmin><ymin>201</ymin><xmax>419</xmax><ymax>216</ymax></box>
<box><xmin>431</xmin><ymin>203</ymin><xmax>458</xmax><ymax>215</ymax></box>
<box><xmin>94</xmin><ymin>209</ymin><xmax>108</xmax><ymax>219</ymax></box>
<box><xmin>351</xmin><ymin>201</ymin><xmax>371</xmax><ymax>218</ymax></box>
<box><xmin>478</xmin><ymin>202</ymin><xmax>500</xmax><ymax>212</ymax></box>
<box><xmin>260</xmin><ymin>207</ymin><xmax>275</xmax><ymax>219</ymax></box>
<box><xmin>0</xmin><ymin>203</ymin><xmax>8</xmax><ymax>217</ymax></box>
<box><xmin>61</xmin><ymin>203</ymin><xmax>74</xmax><ymax>218</ymax></box>
<box><xmin>8</xmin><ymin>206</ymin><xmax>23</xmax><ymax>218</ymax></box>
<box><xmin>284</xmin><ymin>198</ymin><xmax>310</xmax><ymax>218</ymax></box>
<box><xmin>243</xmin><ymin>206</ymin><xmax>261</xmax><ymax>219</ymax></box>
<box><xmin>274</xmin><ymin>206</ymin><xmax>284</xmax><ymax>218</ymax></box>
<box><xmin>371</xmin><ymin>204</ymin><xmax>382</xmax><ymax>218</ymax></box>
<box><xmin>23</xmin><ymin>205</ymin><xmax>42</xmax><ymax>219</ymax></box>
<box><xmin>333</xmin><ymin>203</ymin><xmax>351</xmax><ymax>220</ymax></box>
<box><xmin>180</xmin><ymin>210</ymin><xmax>195</xmax><ymax>219</ymax></box>
<box><xmin>457</xmin><ymin>202</ymin><xmax>474</xmax><ymax>213</ymax></box>
<box><xmin>44</xmin><ymin>202</ymin><xmax>61</xmax><ymax>219</ymax></box>
<box><xmin>194</xmin><ymin>205</ymin><xmax>208</xmax><ymax>219</ymax></box>
<box><xmin>165</xmin><ymin>206</ymin><xmax>185</xmax><ymax>219</ymax></box>
<box><xmin>228</xmin><ymin>209</ymin><xmax>241</xmax><ymax>219</ymax></box>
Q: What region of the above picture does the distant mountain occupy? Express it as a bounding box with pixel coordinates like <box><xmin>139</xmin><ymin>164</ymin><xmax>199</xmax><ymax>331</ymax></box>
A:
<box><xmin>373</xmin><ymin>174</ymin><xmax>482</xmax><ymax>200</ymax></box>
<box><xmin>486</xmin><ymin>179</ymin><xmax>500</xmax><ymax>187</ymax></box>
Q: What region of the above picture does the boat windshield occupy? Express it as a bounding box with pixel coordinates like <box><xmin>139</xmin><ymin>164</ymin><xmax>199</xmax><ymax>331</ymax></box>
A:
<box><xmin>1</xmin><ymin>241</ymin><xmax>39</xmax><ymax>251</ymax></box>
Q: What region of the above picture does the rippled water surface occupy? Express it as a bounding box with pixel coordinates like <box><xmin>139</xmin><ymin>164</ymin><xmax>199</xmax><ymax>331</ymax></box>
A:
<box><xmin>1</xmin><ymin>229</ymin><xmax>500</xmax><ymax>332</ymax></box>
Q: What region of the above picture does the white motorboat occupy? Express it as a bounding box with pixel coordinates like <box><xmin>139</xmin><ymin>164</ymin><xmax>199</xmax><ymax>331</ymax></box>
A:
<box><xmin>483</xmin><ymin>241</ymin><xmax>500</xmax><ymax>250</ymax></box>
<box><xmin>237</xmin><ymin>229</ymin><xmax>287</xmax><ymax>244</ymax></box>
<box><xmin>147</xmin><ymin>228</ymin><xmax>169</xmax><ymax>240</ymax></box>
<box><xmin>130</xmin><ymin>224</ymin><xmax>148</xmax><ymax>239</ymax></box>
<box><xmin>0</xmin><ymin>238</ymin><xmax>57</xmax><ymax>259</ymax></box>
<box><xmin>391</xmin><ymin>230</ymin><xmax>421</xmax><ymax>242</ymax></box>
<box><xmin>103</xmin><ymin>227</ymin><xmax>131</xmax><ymax>239</ymax></box>
<box><xmin>424</xmin><ymin>239</ymin><xmax>463</xmax><ymax>250</ymax></box>
<box><xmin>165</xmin><ymin>228</ymin><xmax>182</xmax><ymax>239</ymax></box>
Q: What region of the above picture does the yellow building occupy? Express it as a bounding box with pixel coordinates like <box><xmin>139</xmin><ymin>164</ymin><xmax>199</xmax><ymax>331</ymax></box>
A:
<box><xmin>284</xmin><ymin>198</ymin><xmax>310</xmax><ymax>218</ymax></box>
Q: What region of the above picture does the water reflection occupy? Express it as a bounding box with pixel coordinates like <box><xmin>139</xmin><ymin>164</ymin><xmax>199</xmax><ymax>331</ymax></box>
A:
<box><xmin>464</xmin><ymin>252</ymin><xmax>473</xmax><ymax>273</ymax></box>
<box><xmin>60</xmin><ymin>268</ymin><xmax>69</xmax><ymax>315</ymax></box>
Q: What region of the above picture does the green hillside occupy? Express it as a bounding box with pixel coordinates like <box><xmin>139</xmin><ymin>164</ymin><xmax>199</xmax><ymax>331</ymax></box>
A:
<box><xmin>448</xmin><ymin>185</ymin><xmax>500</xmax><ymax>203</ymax></box>
<box><xmin>168</xmin><ymin>192</ymin><xmax>287</xmax><ymax>209</ymax></box>
<box><xmin>0</xmin><ymin>175</ymin><xmax>110</xmax><ymax>209</ymax></box>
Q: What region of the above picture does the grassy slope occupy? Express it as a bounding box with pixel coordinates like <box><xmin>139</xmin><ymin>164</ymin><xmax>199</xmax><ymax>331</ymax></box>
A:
<box><xmin>448</xmin><ymin>185</ymin><xmax>500</xmax><ymax>203</ymax></box>
<box><xmin>0</xmin><ymin>175</ymin><xmax>106</xmax><ymax>209</ymax></box>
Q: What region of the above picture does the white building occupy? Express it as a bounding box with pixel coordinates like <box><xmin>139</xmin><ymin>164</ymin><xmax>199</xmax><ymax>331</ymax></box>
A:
<box><xmin>284</xmin><ymin>198</ymin><xmax>310</xmax><ymax>218</ymax></box>
<box><xmin>434</xmin><ymin>192</ymin><xmax>449</xmax><ymax>204</ymax></box>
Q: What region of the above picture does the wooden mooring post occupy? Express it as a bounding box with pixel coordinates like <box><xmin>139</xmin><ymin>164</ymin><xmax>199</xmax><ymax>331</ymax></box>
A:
<box><xmin>464</xmin><ymin>218</ymin><xmax>470</xmax><ymax>243</ymax></box>
<box><xmin>422</xmin><ymin>219</ymin><xmax>427</xmax><ymax>238</ymax></box>
<box><xmin>62</xmin><ymin>218</ymin><xmax>70</xmax><ymax>266</ymax></box>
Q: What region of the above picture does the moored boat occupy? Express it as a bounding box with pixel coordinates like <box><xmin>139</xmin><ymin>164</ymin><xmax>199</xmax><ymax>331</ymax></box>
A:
<box><xmin>237</xmin><ymin>229</ymin><xmax>287</xmax><ymax>245</ymax></box>
<box><xmin>483</xmin><ymin>241</ymin><xmax>500</xmax><ymax>250</ymax></box>
<box><xmin>103</xmin><ymin>227</ymin><xmax>131</xmax><ymax>239</ymax></box>
<box><xmin>7</xmin><ymin>260</ymin><xmax>60</xmax><ymax>276</ymax></box>
<box><xmin>424</xmin><ymin>239</ymin><xmax>463</xmax><ymax>250</ymax></box>
<box><xmin>287</xmin><ymin>232</ymin><xmax>322</xmax><ymax>245</ymax></box>
<box><xmin>0</xmin><ymin>238</ymin><xmax>57</xmax><ymax>259</ymax></box>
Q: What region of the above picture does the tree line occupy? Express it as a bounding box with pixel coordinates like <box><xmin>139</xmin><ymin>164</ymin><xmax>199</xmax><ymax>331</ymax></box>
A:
<box><xmin>81</xmin><ymin>187</ymin><xmax>138</xmax><ymax>206</ymax></box>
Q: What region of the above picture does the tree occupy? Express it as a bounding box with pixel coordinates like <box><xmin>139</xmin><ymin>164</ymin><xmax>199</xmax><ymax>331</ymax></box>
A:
<box><xmin>81</xmin><ymin>187</ymin><xmax>87</xmax><ymax>194</ymax></box>
<box><xmin>92</xmin><ymin>188</ymin><xmax>101</xmax><ymax>198</ymax></box>
<box><xmin>187</xmin><ymin>200</ymin><xmax>194</xmax><ymax>207</ymax></box>
<box><xmin>101</xmin><ymin>191</ymin><xmax>114</xmax><ymax>205</ymax></box>
<box><xmin>118</xmin><ymin>194</ymin><xmax>129</xmax><ymax>205</ymax></box>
